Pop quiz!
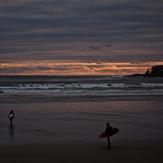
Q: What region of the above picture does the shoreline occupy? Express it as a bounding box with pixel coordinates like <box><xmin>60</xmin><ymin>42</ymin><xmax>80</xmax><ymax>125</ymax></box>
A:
<box><xmin>0</xmin><ymin>94</ymin><xmax>163</xmax><ymax>103</ymax></box>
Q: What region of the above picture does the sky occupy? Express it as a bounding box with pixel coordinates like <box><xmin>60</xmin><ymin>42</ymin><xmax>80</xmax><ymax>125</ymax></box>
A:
<box><xmin>0</xmin><ymin>0</ymin><xmax>163</xmax><ymax>75</ymax></box>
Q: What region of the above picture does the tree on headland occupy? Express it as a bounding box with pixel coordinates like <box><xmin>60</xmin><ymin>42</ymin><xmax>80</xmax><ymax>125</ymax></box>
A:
<box><xmin>144</xmin><ymin>65</ymin><xmax>163</xmax><ymax>77</ymax></box>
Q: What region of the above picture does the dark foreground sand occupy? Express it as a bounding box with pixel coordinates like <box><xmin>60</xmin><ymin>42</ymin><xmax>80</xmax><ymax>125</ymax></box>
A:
<box><xmin>0</xmin><ymin>140</ymin><xmax>163</xmax><ymax>163</ymax></box>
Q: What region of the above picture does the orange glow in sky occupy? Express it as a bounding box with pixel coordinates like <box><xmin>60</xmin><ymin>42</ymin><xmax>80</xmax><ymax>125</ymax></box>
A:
<box><xmin>0</xmin><ymin>61</ymin><xmax>163</xmax><ymax>76</ymax></box>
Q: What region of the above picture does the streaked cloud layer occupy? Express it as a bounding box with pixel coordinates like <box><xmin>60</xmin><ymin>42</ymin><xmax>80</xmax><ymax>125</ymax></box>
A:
<box><xmin>0</xmin><ymin>0</ymin><xmax>163</xmax><ymax>75</ymax></box>
<box><xmin>0</xmin><ymin>61</ymin><xmax>163</xmax><ymax>75</ymax></box>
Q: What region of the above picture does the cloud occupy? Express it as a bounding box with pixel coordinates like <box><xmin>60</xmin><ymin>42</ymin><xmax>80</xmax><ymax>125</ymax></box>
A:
<box><xmin>0</xmin><ymin>61</ymin><xmax>163</xmax><ymax>75</ymax></box>
<box><xmin>0</xmin><ymin>0</ymin><xmax>163</xmax><ymax>75</ymax></box>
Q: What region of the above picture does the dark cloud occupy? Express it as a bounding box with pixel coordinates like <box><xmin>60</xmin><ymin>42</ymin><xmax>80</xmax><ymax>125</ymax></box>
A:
<box><xmin>0</xmin><ymin>0</ymin><xmax>163</xmax><ymax>66</ymax></box>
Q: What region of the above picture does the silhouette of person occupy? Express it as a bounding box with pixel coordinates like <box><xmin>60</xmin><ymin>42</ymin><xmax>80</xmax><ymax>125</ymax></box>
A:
<box><xmin>105</xmin><ymin>122</ymin><xmax>113</xmax><ymax>148</ymax></box>
<box><xmin>8</xmin><ymin>110</ymin><xmax>15</xmax><ymax>127</ymax></box>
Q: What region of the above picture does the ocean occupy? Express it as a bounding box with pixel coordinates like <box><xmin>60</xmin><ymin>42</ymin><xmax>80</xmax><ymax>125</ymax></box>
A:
<box><xmin>0</xmin><ymin>75</ymin><xmax>163</xmax><ymax>145</ymax></box>
<box><xmin>0</xmin><ymin>75</ymin><xmax>163</xmax><ymax>97</ymax></box>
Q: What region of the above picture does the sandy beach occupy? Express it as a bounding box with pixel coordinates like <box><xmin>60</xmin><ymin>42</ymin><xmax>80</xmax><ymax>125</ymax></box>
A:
<box><xmin>0</xmin><ymin>140</ymin><xmax>163</xmax><ymax>163</ymax></box>
<box><xmin>0</xmin><ymin>96</ymin><xmax>163</xmax><ymax>162</ymax></box>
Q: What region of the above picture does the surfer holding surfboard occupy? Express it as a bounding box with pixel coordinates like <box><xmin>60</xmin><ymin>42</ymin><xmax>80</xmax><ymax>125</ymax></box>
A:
<box><xmin>99</xmin><ymin>123</ymin><xmax>119</xmax><ymax>148</ymax></box>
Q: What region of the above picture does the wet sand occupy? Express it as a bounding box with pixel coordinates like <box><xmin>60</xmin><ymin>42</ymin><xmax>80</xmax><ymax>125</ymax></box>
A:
<box><xmin>0</xmin><ymin>94</ymin><xmax>163</xmax><ymax>103</ymax></box>
<box><xmin>0</xmin><ymin>96</ymin><xmax>163</xmax><ymax>162</ymax></box>
<box><xmin>0</xmin><ymin>140</ymin><xmax>163</xmax><ymax>163</ymax></box>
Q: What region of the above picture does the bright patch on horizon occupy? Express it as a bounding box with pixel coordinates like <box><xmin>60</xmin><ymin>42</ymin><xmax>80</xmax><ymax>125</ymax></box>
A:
<box><xmin>0</xmin><ymin>61</ymin><xmax>163</xmax><ymax>75</ymax></box>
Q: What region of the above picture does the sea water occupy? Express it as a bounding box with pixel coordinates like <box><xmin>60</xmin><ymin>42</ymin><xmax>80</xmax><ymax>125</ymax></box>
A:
<box><xmin>0</xmin><ymin>76</ymin><xmax>163</xmax><ymax>97</ymax></box>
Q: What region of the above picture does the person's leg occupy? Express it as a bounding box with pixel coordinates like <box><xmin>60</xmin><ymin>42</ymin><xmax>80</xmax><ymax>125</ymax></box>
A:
<box><xmin>10</xmin><ymin>118</ymin><xmax>13</xmax><ymax>126</ymax></box>
<box><xmin>107</xmin><ymin>137</ymin><xmax>111</xmax><ymax>148</ymax></box>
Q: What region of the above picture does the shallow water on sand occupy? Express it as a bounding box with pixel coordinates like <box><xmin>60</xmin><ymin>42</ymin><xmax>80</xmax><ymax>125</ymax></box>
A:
<box><xmin>0</xmin><ymin>97</ymin><xmax>163</xmax><ymax>144</ymax></box>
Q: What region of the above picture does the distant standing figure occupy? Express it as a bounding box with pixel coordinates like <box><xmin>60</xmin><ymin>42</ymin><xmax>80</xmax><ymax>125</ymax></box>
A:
<box><xmin>105</xmin><ymin>123</ymin><xmax>113</xmax><ymax>148</ymax></box>
<box><xmin>8</xmin><ymin>110</ymin><xmax>15</xmax><ymax>127</ymax></box>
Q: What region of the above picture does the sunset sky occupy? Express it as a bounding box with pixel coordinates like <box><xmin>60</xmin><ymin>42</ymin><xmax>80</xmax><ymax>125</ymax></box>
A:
<box><xmin>0</xmin><ymin>0</ymin><xmax>163</xmax><ymax>75</ymax></box>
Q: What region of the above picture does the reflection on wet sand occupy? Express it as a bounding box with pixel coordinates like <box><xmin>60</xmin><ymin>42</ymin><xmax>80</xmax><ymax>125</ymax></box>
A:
<box><xmin>9</xmin><ymin>124</ymin><xmax>14</xmax><ymax>137</ymax></box>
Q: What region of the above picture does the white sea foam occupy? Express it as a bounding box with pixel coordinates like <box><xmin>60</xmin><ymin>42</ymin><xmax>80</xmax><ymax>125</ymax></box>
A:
<box><xmin>141</xmin><ymin>83</ymin><xmax>163</xmax><ymax>87</ymax></box>
<box><xmin>0</xmin><ymin>77</ymin><xmax>163</xmax><ymax>97</ymax></box>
